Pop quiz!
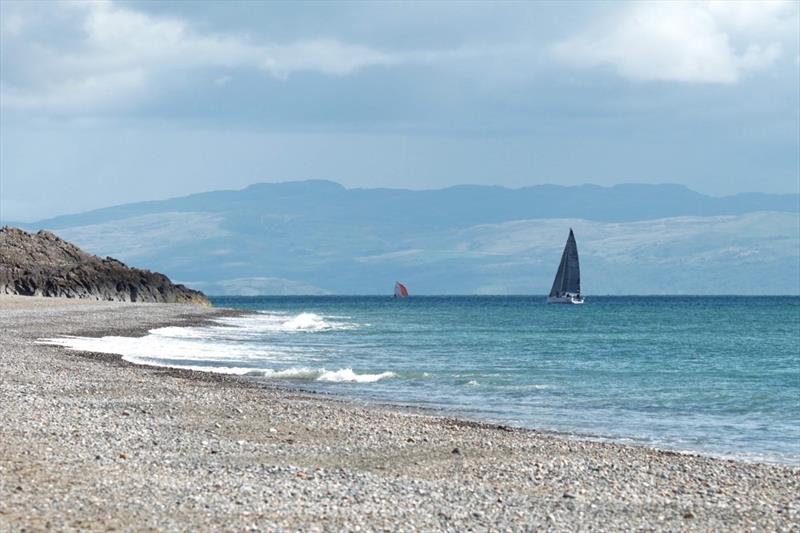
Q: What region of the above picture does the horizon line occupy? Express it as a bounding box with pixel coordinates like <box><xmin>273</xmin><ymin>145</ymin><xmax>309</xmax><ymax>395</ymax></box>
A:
<box><xmin>205</xmin><ymin>294</ymin><xmax>800</xmax><ymax>298</ymax></box>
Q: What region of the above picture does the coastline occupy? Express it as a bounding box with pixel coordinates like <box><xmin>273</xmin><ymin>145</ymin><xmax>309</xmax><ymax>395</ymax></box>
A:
<box><xmin>1</xmin><ymin>296</ymin><xmax>796</xmax><ymax>530</ymax></box>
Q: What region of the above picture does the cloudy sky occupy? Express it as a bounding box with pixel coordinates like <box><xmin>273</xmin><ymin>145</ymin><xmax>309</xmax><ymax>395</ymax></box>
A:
<box><xmin>1</xmin><ymin>0</ymin><xmax>798</xmax><ymax>221</ymax></box>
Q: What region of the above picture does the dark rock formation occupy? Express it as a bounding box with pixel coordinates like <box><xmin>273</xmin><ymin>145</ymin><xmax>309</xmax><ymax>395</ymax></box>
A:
<box><xmin>0</xmin><ymin>227</ymin><xmax>210</xmax><ymax>305</ymax></box>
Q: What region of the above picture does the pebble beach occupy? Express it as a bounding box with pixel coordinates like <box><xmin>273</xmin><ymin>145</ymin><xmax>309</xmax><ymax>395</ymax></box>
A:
<box><xmin>1</xmin><ymin>296</ymin><xmax>797</xmax><ymax>531</ymax></box>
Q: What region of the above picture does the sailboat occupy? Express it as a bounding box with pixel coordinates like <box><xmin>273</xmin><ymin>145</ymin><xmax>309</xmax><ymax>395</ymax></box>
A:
<box><xmin>394</xmin><ymin>281</ymin><xmax>409</xmax><ymax>298</ymax></box>
<box><xmin>547</xmin><ymin>229</ymin><xmax>584</xmax><ymax>304</ymax></box>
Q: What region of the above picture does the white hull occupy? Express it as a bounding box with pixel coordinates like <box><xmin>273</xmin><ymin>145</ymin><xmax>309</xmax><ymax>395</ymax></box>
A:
<box><xmin>547</xmin><ymin>295</ymin><xmax>584</xmax><ymax>304</ymax></box>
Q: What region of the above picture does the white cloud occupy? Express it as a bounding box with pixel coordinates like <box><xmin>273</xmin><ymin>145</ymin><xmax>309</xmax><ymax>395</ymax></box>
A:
<box><xmin>0</xmin><ymin>0</ymin><xmax>397</xmax><ymax>113</ymax></box>
<box><xmin>553</xmin><ymin>1</ymin><xmax>796</xmax><ymax>84</ymax></box>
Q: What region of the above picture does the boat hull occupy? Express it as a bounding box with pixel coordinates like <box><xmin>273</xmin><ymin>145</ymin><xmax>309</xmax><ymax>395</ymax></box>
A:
<box><xmin>547</xmin><ymin>295</ymin><xmax>584</xmax><ymax>304</ymax></box>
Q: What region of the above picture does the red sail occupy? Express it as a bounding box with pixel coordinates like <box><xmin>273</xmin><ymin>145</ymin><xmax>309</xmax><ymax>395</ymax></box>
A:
<box><xmin>394</xmin><ymin>282</ymin><xmax>409</xmax><ymax>298</ymax></box>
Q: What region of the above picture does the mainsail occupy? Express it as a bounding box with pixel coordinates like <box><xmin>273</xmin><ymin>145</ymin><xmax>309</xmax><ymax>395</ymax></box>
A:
<box><xmin>549</xmin><ymin>229</ymin><xmax>581</xmax><ymax>297</ymax></box>
<box><xmin>394</xmin><ymin>281</ymin><xmax>409</xmax><ymax>298</ymax></box>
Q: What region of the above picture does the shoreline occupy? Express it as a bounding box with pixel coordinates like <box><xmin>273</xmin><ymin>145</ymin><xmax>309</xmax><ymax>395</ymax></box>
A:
<box><xmin>42</xmin><ymin>297</ymin><xmax>796</xmax><ymax>468</ymax></box>
<box><xmin>2</xmin><ymin>296</ymin><xmax>797</xmax><ymax>530</ymax></box>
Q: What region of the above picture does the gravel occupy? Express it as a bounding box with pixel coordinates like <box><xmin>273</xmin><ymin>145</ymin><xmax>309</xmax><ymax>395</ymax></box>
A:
<box><xmin>1</xmin><ymin>296</ymin><xmax>797</xmax><ymax>531</ymax></box>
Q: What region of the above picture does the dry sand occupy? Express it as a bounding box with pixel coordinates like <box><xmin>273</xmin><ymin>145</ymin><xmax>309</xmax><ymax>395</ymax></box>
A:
<box><xmin>1</xmin><ymin>295</ymin><xmax>797</xmax><ymax>531</ymax></box>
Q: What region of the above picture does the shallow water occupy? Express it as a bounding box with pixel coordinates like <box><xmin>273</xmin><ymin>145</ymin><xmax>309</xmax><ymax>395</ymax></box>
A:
<box><xmin>43</xmin><ymin>296</ymin><xmax>800</xmax><ymax>464</ymax></box>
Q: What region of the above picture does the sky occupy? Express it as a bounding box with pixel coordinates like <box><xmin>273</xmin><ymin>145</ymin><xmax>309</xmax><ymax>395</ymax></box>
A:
<box><xmin>1</xmin><ymin>0</ymin><xmax>798</xmax><ymax>222</ymax></box>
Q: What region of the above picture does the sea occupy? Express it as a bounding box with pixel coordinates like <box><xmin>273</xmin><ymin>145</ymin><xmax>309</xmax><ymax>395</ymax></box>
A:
<box><xmin>45</xmin><ymin>296</ymin><xmax>800</xmax><ymax>465</ymax></box>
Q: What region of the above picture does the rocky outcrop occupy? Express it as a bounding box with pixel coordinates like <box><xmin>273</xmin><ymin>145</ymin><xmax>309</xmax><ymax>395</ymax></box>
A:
<box><xmin>0</xmin><ymin>227</ymin><xmax>210</xmax><ymax>305</ymax></box>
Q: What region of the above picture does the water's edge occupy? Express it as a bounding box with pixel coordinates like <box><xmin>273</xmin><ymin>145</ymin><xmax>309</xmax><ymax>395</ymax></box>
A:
<box><xmin>50</xmin><ymin>316</ymin><xmax>788</xmax><ymax>467</ymax></box>
<box><xmin>39</xmin><ymin>296</ymin><xmax>800</xmax><ymax>466</ymax></box>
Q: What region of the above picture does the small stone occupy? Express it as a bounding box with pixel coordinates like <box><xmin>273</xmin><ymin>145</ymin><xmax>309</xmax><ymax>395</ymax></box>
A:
<box><xmin>268</xmin><ymin>427</ymin><xmax>277</xmax><ymax>434</ymax></box>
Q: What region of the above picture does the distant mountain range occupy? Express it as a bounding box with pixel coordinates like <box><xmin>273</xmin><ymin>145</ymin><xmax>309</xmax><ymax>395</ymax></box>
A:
<box><xmin>17</xmin><ymin>181</ymin><xmax>800</xmax><ymax>295</ymax></box>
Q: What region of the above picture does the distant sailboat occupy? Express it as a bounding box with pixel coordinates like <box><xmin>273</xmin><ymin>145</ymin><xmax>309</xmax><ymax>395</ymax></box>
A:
<box><xmin>547</xmin><ymin>229</ymin><xmax>584</xmax><ymax>304</ymax></box>
<box><xmin>394</xmin><ymin>281</ymin><xmax>409</xmax><ymax>298</ymax></box>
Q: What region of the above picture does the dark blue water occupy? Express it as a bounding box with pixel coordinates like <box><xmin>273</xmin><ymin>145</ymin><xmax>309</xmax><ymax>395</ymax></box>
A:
<box><xmin>48</xmin><ymin>296</ymin><xmax>800</xmax><ymax>463</ymax></box>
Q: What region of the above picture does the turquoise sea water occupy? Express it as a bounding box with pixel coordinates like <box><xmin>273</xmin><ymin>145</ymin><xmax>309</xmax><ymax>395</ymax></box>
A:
<box><xmin>48</xmin><ymin>296</ymin><xmax>800</xmax><ymax>463</ymax></box>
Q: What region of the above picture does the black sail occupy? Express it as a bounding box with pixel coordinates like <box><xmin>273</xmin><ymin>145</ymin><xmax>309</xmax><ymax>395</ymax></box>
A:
<box><xmin>549</xmin><ymin>229</ymin><xmax>581</xmax><ymax>297</ymax></box>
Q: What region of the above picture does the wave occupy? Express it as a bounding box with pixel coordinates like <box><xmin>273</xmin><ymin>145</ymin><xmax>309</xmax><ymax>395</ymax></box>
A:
<box><xmin>37</xmin><ymin>333</ymin><xmax>394</xmax><ymax>384</ymax></box>
<box><xmin>38</xmin><ymin>333</ymin><xmax>283</xmax><ymax>361</ymax></box>
<box><xmin>148</xmin><ymin>312</ymin><xmax>359</xmax><ymax>340</ymax></box>
<box><xmin>119</xmin><ymin>356</ymin><xmax>396</xmax><ymax>384</ymax></box>
<box><xmin>37</xmin><ymin>311</ymin><xmax>361</xmax><ymax>364</ymax></box>
<box><xmin>247</xmin><ymin>366</ymin><xmax>395</xmax><ymax>383</ymax></box>
<box><xmin>230</xmin><ymin>311</ymin><xmax>359</xmax><ymax>333</ymax></box>
<box><xmin>317</xmin><ymin>368</ymin><xmax>396</xmax><ymax>383</ymax></box>
<box><xmin>121</xmin><ymin>357</ymin><xmax>396</xmax><ymax>383</ymax></box>
<box><xmin>279</xmin><ymin>312</ymin><xmax>340</xmax><ymax>331</ymax></box>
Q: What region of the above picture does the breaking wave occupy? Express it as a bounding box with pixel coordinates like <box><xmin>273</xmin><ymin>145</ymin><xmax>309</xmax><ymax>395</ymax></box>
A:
<box><xmin>124</xmin><ymin>312</ymin><xmax>359</xmax><ymax>345</ymax></box>
<box><xmin>38</xmin><ymin>332</ymin><xmax>396</xmax><ymax>385</ymax></box>
<box><xmin>317</xmin><ymin>368</ymin><xmax>396</xmax><ymax>383</ymax></box>
<box><xmin>36</xmin><ymin>310</ymin><xmax>391</xmax><ymax>385</ymax></box>
<box><xmin>123</xmin><ymin>359</ymin><xmax>396</xmax><ymax>383</ymax></box>
<box><xmin>247</xmin><ymin>367</ymin><xmax>395</xmax><ymax>383</ymax></box>
<box><xmin>280</xmin><ymin>312</ymin><xmax>338</xmax><ymax>331</ymax></box>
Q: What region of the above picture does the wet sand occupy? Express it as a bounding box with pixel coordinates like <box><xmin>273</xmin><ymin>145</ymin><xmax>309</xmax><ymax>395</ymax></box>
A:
<box><xmin>1</xmin><ymin>295</ymin><xmax>797</xmax><ymax>531</ymax></box>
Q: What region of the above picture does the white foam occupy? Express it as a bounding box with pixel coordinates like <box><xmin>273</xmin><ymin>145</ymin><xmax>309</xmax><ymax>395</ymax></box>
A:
<box><xmin>151</xmin><ymin>312</ymin><xmax>358</xmax><ymax>339</ymax></box>
<box><xmin>317</xmin><ymin>368</ymin><xmax>396</xmax><ymax>383</ymax></box>
<box><xmin>280</xmin><ymin>312</ymin><xmax>335</xmax><ymax>331</ymax></box>
<box><xmin>134</xmin><ymin>353</ymin><xmax>394</xmax><ymax>383</ymax></box>
<box><xmin>37</xmin><ymin>310</ymin><xmax>361</xmax><ymax>366</ymax></box>
<box><xmin>121</xmin><ymin>359</ymin><xmax>395</xmax><ymax>383</ymax></box>
<box><xmin>37</xmin><ymin>331</ymin><xmax>394</xmax><ymax>385</ymax></box>
<box><xmin>38</xmin><ymin>333</ymin><xmax>281</xmax><ymax>362</ymax></box>
<box><xmin>244</xmin><ymin>366</ymin><xmax>394</xmax><ymax>383</ymax></box>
